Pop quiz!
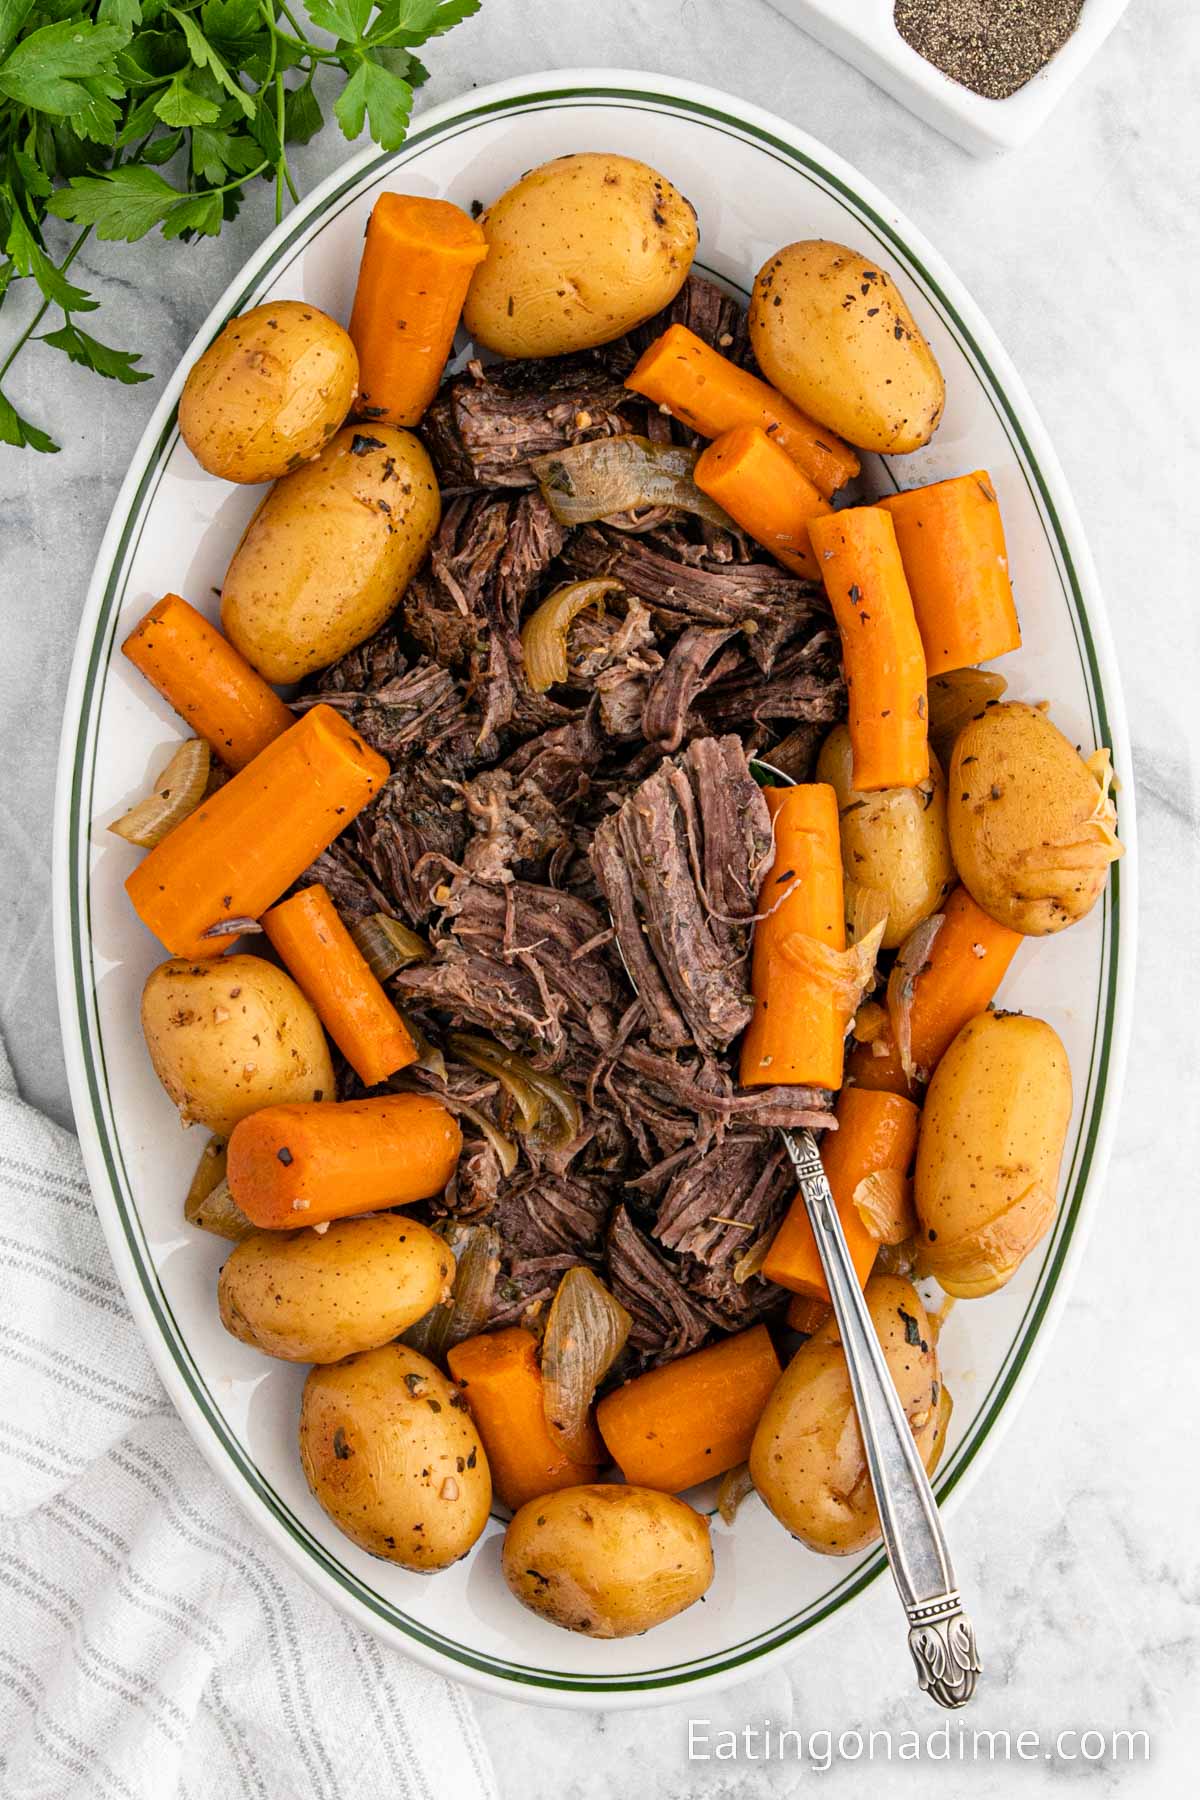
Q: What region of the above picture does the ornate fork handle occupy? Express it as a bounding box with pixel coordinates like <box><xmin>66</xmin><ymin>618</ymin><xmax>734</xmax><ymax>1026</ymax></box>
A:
<box><xmin>781</xmin><ymin>1127</ymin><xmax>981</xmax><ymax>1709</ymax></box>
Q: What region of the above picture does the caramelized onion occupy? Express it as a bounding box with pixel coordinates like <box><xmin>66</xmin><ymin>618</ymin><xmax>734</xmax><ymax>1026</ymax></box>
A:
<box><xmin>349</xmin><ymin>913</ymin><xmax>431</xmax><ymax>980</ymax></box>
<box><xmin>717</xmin><ymin>1463</ymin><xmax>755</xmax><ymax>1525</ymax></box>
<box><xmin>184</xmin><ymin>1140</ymin><xmax>257</xmax><ymax>1242</ymax></box>
<box><xmin>541</xmin><ymin>1266</ymin><xmax>630</xmax><ymax>1463</ymax></box>
<box><xmin>887</xmin><ymin>914</ymin><xmax>945</xmax><ymax>1079</ymax></box>
<box><xmin>448</xmin><ymin>1032</ymin><xmax>582</xmax><ymax>1151</ymax></box>
<box><xmin>778</xmin><ymin>919</ymin><xmax>885</xmax><ymax>1034</ymax></box>
<box><xmin>457</xmin><ymin>1102</ymin><xmax>519</xmax><ymax>1179</ymax></box>
<box><xmin>521</xmin><ymin>579</ymin><xmax>622</xmax><ymax>694</ymax></box>
<box><xmin>926</xmin><ymin>668</ymin><xmax>1008</xmax><ymax>767</ymax></box>
<box><xmin>844</xmin><ymin>878</ymin><xmax>890</xmax><ymax>945</ymax></box>
<box><xmin>395</xmin><ymin>1009</ymin><xmax>447</xmax><ymax>1083</ymax></box>
<box><xmin>852</xmin><ymin>1168</ymin><xmax>916</xmax><ymax>1245</ymax></box>
<box><xmin>109</xmin><ymin>737</ymin><xmax>210</xmax><ymax>848</ymax></box>
<box><xmin>531</xmin><ymin>436</ymin><xmax>735</xmax><ymax>531</ymax></box>
<box><xmin>405</xmin><ymin>1222</ymin><xmax>500</xmax><ymax>1362</ymax></box>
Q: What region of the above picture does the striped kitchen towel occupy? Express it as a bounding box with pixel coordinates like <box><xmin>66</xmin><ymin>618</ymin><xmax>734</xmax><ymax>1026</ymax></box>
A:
<box><xmin>0</xmin><ymin>1035</ymin><xmax>498</xmax><ymax>1800</ymax></box>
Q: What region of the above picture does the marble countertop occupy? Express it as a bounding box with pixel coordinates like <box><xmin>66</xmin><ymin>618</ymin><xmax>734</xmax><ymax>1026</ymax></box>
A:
<box><xmin>2</xmin><ymin>0</ymin><xmax>1197</xmax><ymax>1792</ymax></box>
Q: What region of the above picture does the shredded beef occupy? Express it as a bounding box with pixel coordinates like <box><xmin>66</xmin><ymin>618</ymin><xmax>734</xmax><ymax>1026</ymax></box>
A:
<box><xmin>292</xmin><ymin>279</ymin><xmax>853</xmax><ymax>1368</ymax></box>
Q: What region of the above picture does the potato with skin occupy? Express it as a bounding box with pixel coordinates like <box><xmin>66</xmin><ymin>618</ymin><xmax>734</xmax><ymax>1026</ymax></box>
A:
<box><xmin>750</xmin><ymin>1276</ymin><xmax>945</xmax><ymax>1555</ymax></box>
<box><xmin>300</xmin><ymin>1345</ymin><xmax>490</xmax><ymax>1570</ymax></box>
<box><xmin>179</xmin><ymin>301</ymin><xmax>358</xmax><ymax>484</ymax></box>
<box><xmin>142</xmin><ymin>955</ymin><xmax>334</xmax><ymax>1135</ymax></box>
<box><xmin>219</xmin><ymin>1216</ymin><xmax>453</xmax><ymax>1362</ymax></box>
<box><xmin>502</xmin><ymin>1485</ymin><xmax>713</xmax><ymax>1638</ymax></box>
<box><xmin>948</xmin><ymin>701</ymin><xmax>1123</xmax><ymax>935</ymax></box>
<box><xmin>750</xmin><ymin>242</ymin><xmax>945</xmax><ymax>453</ymax></box>
<box><xmin>463</xmin><ymin>153</ymin><xmax>698</xmax><ymax>359</ymax></box>
<box><xmin>221</xmin><ymin>425</ymin><xmax>440</xmax><ymax>683</ymax></box>
<box><xmin>915</xmin><ymin>1010</ymin><xmax>1072</xmax><ymax>1298</ymax></box>
<box><xmin>817</xmin><ymin>723</ymin><xmax>955</xmax><ymax>950</ymax></box>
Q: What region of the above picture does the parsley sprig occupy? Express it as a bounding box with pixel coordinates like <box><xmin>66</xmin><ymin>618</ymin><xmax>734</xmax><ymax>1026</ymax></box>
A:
<box><xmin>0</xmin><ymin>0</ymin><xmax>481</xmax><ymax>452</ymax></box>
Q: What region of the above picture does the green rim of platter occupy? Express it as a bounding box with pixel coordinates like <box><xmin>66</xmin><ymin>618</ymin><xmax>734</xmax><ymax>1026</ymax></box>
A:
<box><xmin>63</xmin><ymin>79</ymin><xmax>1126</xmax><ymax>1694</ymax></box>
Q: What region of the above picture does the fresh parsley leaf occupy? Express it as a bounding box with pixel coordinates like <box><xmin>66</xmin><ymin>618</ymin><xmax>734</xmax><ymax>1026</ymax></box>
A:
<box><xmin>303</xmin><ymin>0</ymin><xmax>374</xmax><ymax>42</ymax></box>
<box><xmin>142</xmin><ymin>129</ymin><xmax>183</xmax><ymax>164</ymax></box>
<box><xmin>40</xmin><ymin>321</ymin><xmax>151</xmax><ymax>384</ymax></box>
<box><xmin>334</xmin><ymin>55</ymin><xmax>412</xmax><ymax>150</ymax></box>
<box><xmin>4</xmin><ymin>205</ymin><xmax>97</xmax><ymax>311</ymax></box>
<box><xmin>0</xmin><ymin>0</ymin><xmax>36</xmax><ymax>64</ymax></box>
<box><xmin>0</xmin><ymin>21</ymin><xmax>129</xmax><ymax>117</ymax></box>
<box><xmin>154</xmin><ymin>74</ymin><xmax>222</xmax><ymax>128</ymax></box>
<box><xmin>170</xmin><ymin>7</ymin><xmax>255</xmax><ymax>119</ymax></box>
<box><xmin>190</xmin><ymin>122</ymin><xmax>259</xmax><ymax>183</ymax></box>
<box><xmin>0</xmin><ymin>387</ymin><xmax>59</xmax><ymax>453</ymax></box>
<box><xmin>283</xmin><ymin>78</ymin><xmax>323</xmax><ymax>145</ymax></box>
<box><xmin>48</xmin><ymin>164</ymin><xmax>183</xmax><ymax>241</ymax></box>
<box><xmin>162</xmin><ymin>189</ymin><xmax>223</xmax><ymax>239</ymax></box>
<box><xmin>97</xmin><ymin>0</ymin><xmax>143</xmax><ymax>27</ymax></box>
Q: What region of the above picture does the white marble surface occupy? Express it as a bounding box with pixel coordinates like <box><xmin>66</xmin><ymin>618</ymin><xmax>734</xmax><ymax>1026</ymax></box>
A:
<box><xmin>2</xmin><ymin>0</ymin><xmax>1198</xmax><ymax>1792</ymax></box>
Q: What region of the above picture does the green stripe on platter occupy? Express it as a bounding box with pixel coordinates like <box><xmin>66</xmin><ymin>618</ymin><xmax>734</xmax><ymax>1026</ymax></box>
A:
<box><xmin>67</xmin><ymin>82</ymin><xmax>1122</xmax><ymax>1690</ymax></box>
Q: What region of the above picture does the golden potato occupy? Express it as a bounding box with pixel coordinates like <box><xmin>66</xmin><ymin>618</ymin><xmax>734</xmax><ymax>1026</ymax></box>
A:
<box><xmin>179</xmin><ymin>301</ymin><xmax>358</xmax><ymax>484</ymax></box>
<box><xmin>915</xmin><ymin>1010</ymin><xmax>1072</xmax><ymax>1298</ymax></box>
<box><xmin>221</xmin><ymin>424</ymin><xmax>440</xmax><ymax>683</ymax></box>
<box><xmin>463</xmin><ymin>153</ymin><xmax>698</xmax><ymax>358</ymax></box>
<box><xmin>749</xmin><ymin>242</ymin><xmax>945</xmax><ymax>453</ymax></box>
<box><xmin>817</xmin><ymin>723</ymin><xmax>954</xmax><ymax>949</ymax></box>
<box><xmin>300</xmin><ymin>1344</ymin><xmax>490</xmax><ymax>1570</ymax></box>
<box><xmin>750</xmin><ymin>1276</ymin><xmax>944</xmax><ymax>1555</ymax></box>
<box><xmin>502</xmin><ymin>1485</ymin><xmax>713</xmax><ymax>1638</ymax></box>
<box><xmin>948</xmin><ymin>701</ymin><xmax>1123</xmax><ymax>935</ymax></box>
<box><xmin>218</xmin><ymin>1216</ymin><xmax>453</xmax><ymax>1363</ymax></box>
<box><xmin>142</xmin><ymin>955</ymin><xmax>333</xmax><ymax>1135</ymax></box>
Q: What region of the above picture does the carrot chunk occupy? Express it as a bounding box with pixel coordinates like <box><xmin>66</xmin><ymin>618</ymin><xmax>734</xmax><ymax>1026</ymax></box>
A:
<box><xmin>694</xmin><ymin>424</ymin><xmax>831</xmax><ymax>580</ymax></box>
<box><xmin>879</xmin><ymin>471</ymin><xmax>1021</xmax><ymax>676</ymax></box>
<box><xmin>448</xmin><ymin>1328</ymin><xmax>600</xmax><ymax>1512</ymax></box>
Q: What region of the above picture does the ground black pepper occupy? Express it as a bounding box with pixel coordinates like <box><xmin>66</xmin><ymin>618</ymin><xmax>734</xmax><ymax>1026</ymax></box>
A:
<box><xmin>894</xmin><ymin>0</ymin><xmax>1085</xmax><ymax>100</ymax></box>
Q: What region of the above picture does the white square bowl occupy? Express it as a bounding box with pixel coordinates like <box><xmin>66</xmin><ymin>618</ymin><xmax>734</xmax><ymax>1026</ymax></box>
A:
<box><xmin>772</xmin><ymin>0</ymin><xmax>1133</xmax><ymax>153</ymax></box>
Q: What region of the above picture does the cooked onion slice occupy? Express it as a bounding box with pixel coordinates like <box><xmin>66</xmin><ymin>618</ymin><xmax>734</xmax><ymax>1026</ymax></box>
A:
<box><xmin>521</xmin><ymin>579</ymin><xmax>622</xmax><ymax>693</ymax></box>
<box><xmin>531</xmin><ymin>436</ymin><xmax>735</xmax><ymax>531</ymax></box>
<box><xmin>852</xmin><ymin>1168</ymin><xmax>916</xmax><ymax>1245</ymax></box>
<box><xmin>777</xmin><ymin>919</ymin><xmax>885</xmax><ymax>1036</ymax></box>
<box><xmin>109</xmin><ymin>737</ymin><xmax>210</xmax><ymax>848</ymax></box>
<box><xmin>541</xmin><ymin>1266</ymin><xmax>631</xmax><ymax>1463</ymax></box>
<box><xmin>887</xmin><ymin>914</ymin><xmax>945</xmax><ymax>1079</ymax></box>
<box><xmin>184</xmin><ymin>1141</ymin><xmax>256</xmax><ymax>1242</ymax></box>
<box><xmin>448</xmin><ymin>1032</ymin><xmax>582</xmax><ymax>1151</ymax></box>
<box><xmin>349</xmin><ymin>913</ymin><xmax>431</xmax><ymax>980</ymax></box>
<box><xmin>458</xmin><ymin>1102</ymin><xmax>519</xmax><ymax>1179</ymax></box>
<box><xmin>717</xmin><ymin>1463</ymin><xmax>755</xmax><ymax>1525</ymax></box>
<box><xmin>406</xmin><ymin>1222</ymin><xmax>500</xmax><ymax>1361</ymax></box>
<box><xmin>926</xmin><ymin>668</ymin><xmax>1008</xmax><ymax>767</ymax></box>
<box><xmin>844</xmin><ymin>879</ymin><xmax>890</xmax><ymax>945</ymax></box>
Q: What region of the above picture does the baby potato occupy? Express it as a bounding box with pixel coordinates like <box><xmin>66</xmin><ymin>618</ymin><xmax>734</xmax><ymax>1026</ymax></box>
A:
<box><xmin>463</xmin><ymin>153</ymin><xmax>698</xmax><ymax>358</ymax></box>
<box><xmin>179</xmin><ymin>301</ymin><xmax>358</xmax><ymax>484</ymax></box>
<box><xmin>915</xmin><ymin>1010</ymin><xmax>1072</xmax><ymax>1298</ymax></box>
<box><xmin>300</xmin><ymin>1344</ymin><xmax>490</xmax><ymax>1570</ymax></box>
<box><xmin>218</xmin><ymin>1216</ymin><xmax>453</xmax><ymax>1363</ymax></box>
<box><xmin>502</xmin><ymin>1485</ymin><xmax>713</xmax><ymax>1638</ymax></box>
<box><xmin>816</xmin><ymin>723</ymin><xmax>954</xmax><ymax>949</ymax></box>
<box><xmin>142</xmin><ymin>954</ymin><xmax>333</xmax><ymax>1135</ymax></box>
<box><xmin>750</xmin><ymin>1276</ymin><xmax>944</xmax><ymax>1555</ymax></box>
<box><xmin>221</xmin><ymin>424</ymin><xmax>440</xmax><ymax>683</ymax></box>
<box><xmin>948</xmin><ymin>701</ymin><xmax>1123</xmax><ymax>935</ymax></box>
<box><xmin>750</xmin><ymin>242</ymin><xmax>945</xmax><ymax>453</ymax></box>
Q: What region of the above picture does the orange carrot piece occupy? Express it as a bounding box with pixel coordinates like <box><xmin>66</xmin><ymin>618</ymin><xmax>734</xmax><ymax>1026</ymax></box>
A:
<box><xmin>853</xmin><ymin>884</ymin><xmax>1023</xmax><ymax>1096</ymax></box>
<box><xmin>879</xmin><ymin>471</ymin><xmax>1021</xmax><ymax>676</ymax></box>
<box><xmin>122</xmin><ymin>593</ymin><xmax>294</xmax><ymax>771</ymax></box>
<box><xmin>125</xmin><ymin>704</ymin><xmax>388</xmax><ymax>958</ymax></box>
<box><xmin>739</xmin><ymin>784</ymin><xmax>846</xmax><ymax>1090</ymax></box>
<box><xmin>808</xmin><ymin>506</ymin><xmax>929</xmax><ymax>791</ymax></box>
<box><xmin>694</xmin><ymin>425</ymin><xmax>831</xmax><ymax>580</ymax></box>
<box><xmin>845</xmin><ymin>1037</ymin><xmax>917</xmax><ymax>1099</ymax></box>
<box><xmin>763</xmin><ymin>1088</ymin><xmax>920</xmax><ymax>1304</ymax></box>
<box><xmin>349</xmin><ymin>193</ymin><xmax>487</xmax><ymax>428</ymax></box>
<box><xmin>227</xmin><ymin>1094</ymin><xmax>461</xmax><ymax>1229</ymax></box>
<box><xmin>625</xmin><ymin>324</ymin><xmax>859</xmax><ymax>500</ymax></box>
<box><xmin>448</xmin><ymin>1328</ymin><xmax>600</xmax><ymax>1511</ymax></box>
<box><xmin>261</xmin><ymin>884</ymin><xmax>416</xmax><ymax>1087</ymax></box>
<box><xmin>786</xmin><ymin>1294</ymin><xmax>833</xmax><ymax>1335</ymax></box>
<box><xmin>596</xmin><ymin>1325</ymin><xmax>781</xmax><ymax>1492</ymax></box>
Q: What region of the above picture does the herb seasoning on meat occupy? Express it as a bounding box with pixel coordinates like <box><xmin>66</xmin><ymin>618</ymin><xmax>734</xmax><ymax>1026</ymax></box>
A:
<box><xmin>894</xmin><ymin>0</ymin><xmax>1085</xmax><ymax>100</ymax></box>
